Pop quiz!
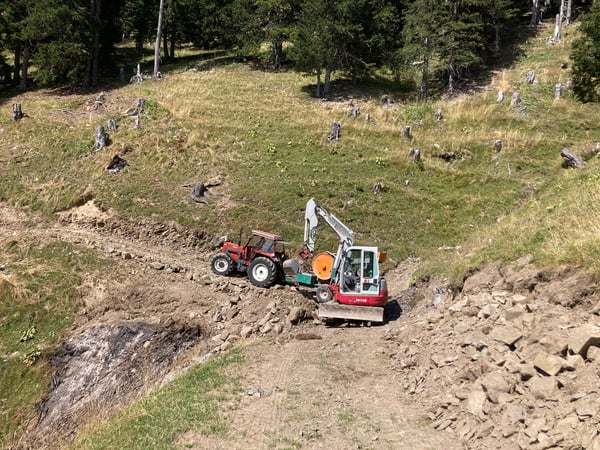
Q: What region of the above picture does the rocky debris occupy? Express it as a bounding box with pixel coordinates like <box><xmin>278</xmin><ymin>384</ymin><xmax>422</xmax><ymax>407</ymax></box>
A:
<box><xmin>202</xmin><ymin>283</ymin><xmax>317</xmax><ymax>354</ymax></box>
<box><xmin>384</xmin><ymin>259</ymin><xmax>600</xmax><ymax>449</ymax></box>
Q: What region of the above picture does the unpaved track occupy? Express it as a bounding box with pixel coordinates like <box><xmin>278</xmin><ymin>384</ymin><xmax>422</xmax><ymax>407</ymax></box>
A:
<box><xmin>206</xmin><ymin>331</ymin><xmax>461</xmax><ymax>450</ymax></box>
<box><xmin>2</xmin><ymin>202</ymin><xmax>459</xmax><ymax>449</ymax></box>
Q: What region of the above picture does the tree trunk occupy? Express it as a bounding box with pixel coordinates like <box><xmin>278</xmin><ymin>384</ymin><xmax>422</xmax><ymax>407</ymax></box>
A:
<box><xmin>531</xmin><ymin>0</ymin><xmax>540</xmax><ymax>26</ymax></box>
<box><xmin>566</xmin><ymin>0</ymin><xmax>572</xmax><ymax>24</ymax></box>
<box><xmin>19</xmin><ymin>45</ymin><xmax>30</xmax><ymax>91</ymax></box>
<box><xmin>315</xmin><ymin>68</ymin><xmax>322</xmax><ymax>98</ymax></box>
<box><xmin>494</xmin><ymin>23</ymin><xmax>500</xmax><ymax>52</ymax></box>
<box><xmin>154</xmin><ymin>0</ymin><xmax>165</xmax><ymax>77</ymax></box>
<box><xmin>323</xmin><ymin>65</ymin><xmax>332</xmax><ymax>96</ymax></box>
<box><xmin>271</xmin><ymin>39</ymin><xmax>282</xmax><ymax>69</ymax></box>
<box><xmin>420</xmin><ymin>37</ymin><xmax>429</xmax><ymax>100</ymax></box>
<box><xmin>13</xmin><ymin>45</ymin><xmax>21</xmax><ymax>86</ymax></box>
<box><xmin>91</xmin><ymin>0</ymin><xmax>101</xmax><ymax>86</ymax></box>
<box><xmin>163</xmin><ymin>29</ymin><xmax>169</xmax><ymax>60</ymax></box>
<box><xmin>448</xmin><ymin>54</ymin><xmax>456</xmax><ymax>96</ymax></box>
<box><xmin>170</xmin><ymin>34</ymin><xmax>175</xmax><ymax>62</ymax></box>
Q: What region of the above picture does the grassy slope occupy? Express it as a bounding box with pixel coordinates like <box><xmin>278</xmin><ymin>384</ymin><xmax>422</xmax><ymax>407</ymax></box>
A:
<box><xmin>1</xmin><ymin>23</ymin><xmax>599</xmax><ymax>448</ymax></box>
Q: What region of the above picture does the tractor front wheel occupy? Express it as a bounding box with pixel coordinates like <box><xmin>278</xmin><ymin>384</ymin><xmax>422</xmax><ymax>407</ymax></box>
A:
<box><xmin>316</xmin><ymin>285</ymin><xmax>333</xmax><ymax>303</ymax></box>
<box><xmin>248</xmin><ymin>257</ymin><xmax>277</xmax><ymax>288</ymax></box>
<box><xmin>211</xmin><ymin>253</ymin><xmax>235</xmax><ymax>276</ymax></box>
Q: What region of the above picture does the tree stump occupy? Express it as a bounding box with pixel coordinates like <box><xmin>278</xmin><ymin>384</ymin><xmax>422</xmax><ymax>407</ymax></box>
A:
<box><xmin>560</xmin><ymin>148</ymin><xmax>586</xmax><ymax>168</ymax></box>
<box><xmin>106</xmin><ymin>155</ymin><xmax>128</xmax><ymax>174</ymax></box>
<box><xmin>497</xmin><ymin>90</ymin><xmax>504</xmax><ymax>103</ymax></box>
<box><xmin>12</xmin><ymin>103</ymin><xmax>28</xmax><ymax>121</ymax></box>
<box><xmin>402</xmin><ymin>125</ymin><xmax>411</xmax><ymax>138</ymax></box>
<box><xmin>350</xmin><ymin>107</ymin><xmax>360</xmax><ymax>119</ymax></box>
<box><xmin>434</xmin><ymin>108</ymin><xmax>443</xmax><ymax>121</ymax></box>
<box><xmin>409</xmin><ymin>148</ymin><xmax>421</xmax><ymax>163</ymax></box>
<box><xmin>93</xmin><ymin>126</ymin><xmax>109</xmax><ymax>152</ymax></box>
<box><xmin>566</xmin><ymin>78</ymin><xmax>573</xmax><ymax>90</ymax></box>
<box><xmin>554</xmin><ymin>83</ymin><xmax>563</xmax><ymax>99</ymax></box>
<box><xmin>494</xmin><ymin>140</ymin><xmax>503</xmax><ymax>152</ymax></box>
<box><xmin>585</xmin><ymin>143</ymin><xmax>600</xmax><ymax>159</ymax></box>
<box><xmin>107</xmin><ymin>119</ymin><xmax>117</xmax><ymax>131</ymax></box>
<box><xmin>130</xmin><ymin>64</ymin><xmax>143</xmax><ymax>84</ymax></box>
<box><xmin>526</xmin><ymin>70</ymin><xmax>536</xmax><ymax>84</ymax></box>
<box><xmin>133</xmin><ymin>99</ymin><xmax>146</xmax><ymax>116</ymax></box>
<box><xmin>372</xmin><ymin>180</ymin><xmax>383</xmax><ymax>195</ymax></box>
<box><xmin>510</xmin><ymin>92</ymin><xmax>521</xmax><ymax>107</ymax></box>
<box><xmin>434</xmin><ymin>151</ymin><xmax>457</xmax><ymax>161</ymax></box>
<box><xmin>188</xmin><ymin>182</ymin><xmax>209</xmax><ymax>204</ymax></box>
<box><xmin>327</xmin><ymin>122</ymin><xmax>341</xmax><ymax>141</ymax></box>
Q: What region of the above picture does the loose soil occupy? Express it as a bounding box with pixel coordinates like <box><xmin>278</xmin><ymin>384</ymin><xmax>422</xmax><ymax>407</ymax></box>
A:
<box><xmin>1</xmin><ymin>201</ymin><xmax>599</xmax><ymax>450</ymax></box>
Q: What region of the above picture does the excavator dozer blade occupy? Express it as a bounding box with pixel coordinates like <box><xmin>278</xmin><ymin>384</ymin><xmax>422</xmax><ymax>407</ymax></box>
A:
<box><xmin>318</xmin><ymin>303</ymin><xmax>385</xmax><ymax>323</ymax></box>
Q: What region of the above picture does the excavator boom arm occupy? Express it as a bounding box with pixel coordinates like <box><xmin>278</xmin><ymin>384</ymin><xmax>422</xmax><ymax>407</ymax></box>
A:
<box><xmin>304</xmin><ymin>198</ymin><xmax>355</xmax><ymax>255</ymax></box>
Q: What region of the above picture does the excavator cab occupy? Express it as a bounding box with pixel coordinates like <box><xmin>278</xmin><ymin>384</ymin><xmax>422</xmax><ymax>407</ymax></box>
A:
<box><xmin>340</xmin><ymin>247</ymin><xmax>381</xmax><ymax>294</ymax></box>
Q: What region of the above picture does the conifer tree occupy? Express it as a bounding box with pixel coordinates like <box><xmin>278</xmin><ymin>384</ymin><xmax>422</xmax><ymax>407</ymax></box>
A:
<box><xmin>571</xmin><ymin>0</ymin><xmax>600</xmax><ymax>102</ymax></box>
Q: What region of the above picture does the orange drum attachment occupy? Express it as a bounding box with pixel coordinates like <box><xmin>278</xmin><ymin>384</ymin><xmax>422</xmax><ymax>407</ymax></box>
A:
<box><xmin>312</xmin><ymin>252</ymin><xmax>334</xmax><ymax>281</ymax></box>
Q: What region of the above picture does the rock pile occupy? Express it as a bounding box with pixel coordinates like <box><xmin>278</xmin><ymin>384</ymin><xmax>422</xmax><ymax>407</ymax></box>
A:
<box><xmin>384</xmin><ymin>257</ymin><xmax>600</xmax><ymax>449</ymax></box>
<box><xmin>198</xmin><ymin>280</ymin><xmax>319</xmax><ymax>354</ymax></box>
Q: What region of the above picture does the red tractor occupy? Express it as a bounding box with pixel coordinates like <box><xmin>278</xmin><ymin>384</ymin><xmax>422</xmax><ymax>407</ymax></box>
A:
<box><xmin>210</xmin><ymin>230</ymin><xmax>289</xmax><ymax>288</ymax></box>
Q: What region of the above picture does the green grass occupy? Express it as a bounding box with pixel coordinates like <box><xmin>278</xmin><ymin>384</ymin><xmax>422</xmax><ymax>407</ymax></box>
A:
<box><xmin>71</xmin><ymin>351</ymin><xmax>242</xmax><ymax>450</ymax></box>
<box><xmin>0</xmin><ymin>240</ymin><xmax>112</xmax><ymax>446</ymax></box>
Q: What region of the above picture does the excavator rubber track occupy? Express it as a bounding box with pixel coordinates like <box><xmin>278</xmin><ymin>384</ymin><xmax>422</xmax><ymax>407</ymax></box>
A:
<box><xmin>318</xmin><ymin>302</ymin><xmax>385</xmax><ymax>323</ymax></box>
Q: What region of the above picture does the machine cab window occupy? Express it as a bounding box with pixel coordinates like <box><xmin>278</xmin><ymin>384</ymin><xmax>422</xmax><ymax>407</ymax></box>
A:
<box><xmin>341</xmin><ymin>247</ymin><xmax>379</xmax><ymax>293</ymax></box>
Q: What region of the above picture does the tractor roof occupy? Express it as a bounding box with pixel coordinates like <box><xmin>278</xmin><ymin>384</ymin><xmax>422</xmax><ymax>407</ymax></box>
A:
<box><xmin>251</xmin><ymin>230</ymin><xmax>284</xmax><ymax>241</ymax></box>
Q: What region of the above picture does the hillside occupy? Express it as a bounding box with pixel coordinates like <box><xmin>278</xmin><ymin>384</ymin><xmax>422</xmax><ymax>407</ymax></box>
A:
<box><xmin>1</xmin><ymin>21</ymin><xmax>599</xmax><ymax>450</ymax></box>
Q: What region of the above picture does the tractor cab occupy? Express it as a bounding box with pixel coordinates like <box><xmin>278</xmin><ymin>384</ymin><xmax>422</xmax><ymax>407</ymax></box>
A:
<box><xmin>243</xmin><ymin>230</ymin><xmax>288</xmax><ymax>262</ymax></box>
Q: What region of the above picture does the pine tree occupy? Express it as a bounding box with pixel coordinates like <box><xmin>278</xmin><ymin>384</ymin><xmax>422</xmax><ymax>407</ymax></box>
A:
<box><xmin>23</xmin><ymin>0</ymin><xmax>92</xmax><ymax>87</ymax></box>
<box><xmin>401</xmin><ymin>0</ymin><xmax>444</xmax><ymax>99</ymax></box>
<box><xmin>436</xmin><ymin>0</ymin><xmax>485</xmax><ymax>95</ymax></box>
<box><xmin>571</xmin><ymin>0</ymin><xmax>600</xmax><ymax>102</ymax></box>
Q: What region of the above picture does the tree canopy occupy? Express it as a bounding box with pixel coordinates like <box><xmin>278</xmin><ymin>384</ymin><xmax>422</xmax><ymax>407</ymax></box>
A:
<box><xmin>571</xmin><ymin>0</ymin><xmax>600</xmax><ymax>102</ymax></box>
<box><xmin>0</xmin><ymin>0</ymin><xmax>595</xmax><ymax>102</ymax></box>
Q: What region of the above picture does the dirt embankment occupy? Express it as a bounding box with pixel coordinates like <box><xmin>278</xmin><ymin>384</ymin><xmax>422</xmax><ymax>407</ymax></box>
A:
<box><xmin>2</xmin><ymin>201</ymin><xmax>600</xmax><ymax>449</ymax></box>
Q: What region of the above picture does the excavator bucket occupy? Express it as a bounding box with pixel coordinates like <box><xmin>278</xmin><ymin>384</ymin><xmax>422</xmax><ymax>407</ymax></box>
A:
<box><xmin>318</xmin><ymin>303</ymin><xmax>385</xmax><ymax>323</ymax></box>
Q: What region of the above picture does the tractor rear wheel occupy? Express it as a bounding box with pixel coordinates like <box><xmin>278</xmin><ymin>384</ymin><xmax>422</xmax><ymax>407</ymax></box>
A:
<box><xmin>248</xmin><ymin>257</ymin><xmax>277</xmax><ymax>288</ymax></box>
<box><xmin>211</xmin><ymin>253</ymin><xmax>235</xmax><ymax>276</ymax></box>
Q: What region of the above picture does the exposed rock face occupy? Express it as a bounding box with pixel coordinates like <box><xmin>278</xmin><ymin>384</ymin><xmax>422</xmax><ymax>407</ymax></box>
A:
<box><xmin>385</xmin><ymin>259</ymin><xmax>600</xmax><ymax>449</ymax></box>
